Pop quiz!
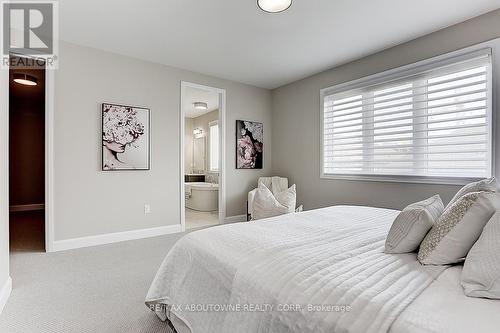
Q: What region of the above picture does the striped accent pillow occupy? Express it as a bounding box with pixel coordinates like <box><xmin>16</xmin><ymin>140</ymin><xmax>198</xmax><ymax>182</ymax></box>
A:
<box><xmin>385</xmin><ymin>195</ymin><xmax>444</xmax><ymax>254</ymax></box>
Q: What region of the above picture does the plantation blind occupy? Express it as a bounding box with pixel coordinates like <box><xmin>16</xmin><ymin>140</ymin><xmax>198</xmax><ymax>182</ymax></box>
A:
<box><xmin>322</xmin><ymin>50</ymin><xmax>493</xmax><ymax>182</ymax></box>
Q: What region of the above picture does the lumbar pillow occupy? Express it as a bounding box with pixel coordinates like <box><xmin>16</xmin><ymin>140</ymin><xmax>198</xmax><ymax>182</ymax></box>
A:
<box><xmin>385</xmin><ymin>195</ymin><xmax>444</xmax><ymax>254</ymax></box>
<box><xmin>462</xmin><ymin>212</ymin><xmax>500</xmax><ymax>299</ymax></box>
<box><xmin>446</xmin><ymin>177</ymin><xmax>497</xmax><ymax>210</ymax></box>
<box><xmin>252</xmin><ymin>183</ymin><xmax>296</xmax><ymax>220</ymax></box>
<box><xmin>418</xmin><ymin>191</ymin><xmax>498</xmax><ymax>265</ymax></box>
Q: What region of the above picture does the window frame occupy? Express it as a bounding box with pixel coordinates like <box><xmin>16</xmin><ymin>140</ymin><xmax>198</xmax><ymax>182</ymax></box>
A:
<box><xmin>320</xmin><ymin>46</ymin><xmax>495</xmax><ymax>185</ymax></box>
<box><xmin>209</xmin><ymin>120</ymin><xmax>219</xmax><ymax>172</ymax></box>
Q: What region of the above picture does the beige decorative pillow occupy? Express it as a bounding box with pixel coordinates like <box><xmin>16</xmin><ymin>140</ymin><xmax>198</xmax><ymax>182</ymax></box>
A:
<box><xmin>385</xmin><ymin>195</ymin><xmax>444</xmax><ymax>254</ymax></box>
<box><xmin>462</xmin><ymin>211</ymin><xmax>500</xmax><ymax>299</ymax></box>
<box><xmin>418</xmin><ymin>191</ymin><xmax>498</xmax><ymax>265</ymax></box>
<box><xmin>252</xmin><ymin>183</ymin><xmax>296</xmax><ymax>220</ymax></box>
<box><xmin>446</xmin><ymin>177</ymin><xmax>497</xmax><ymax>210</ymax></box>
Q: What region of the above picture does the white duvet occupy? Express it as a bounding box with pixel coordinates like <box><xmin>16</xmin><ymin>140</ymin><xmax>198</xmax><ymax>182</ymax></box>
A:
<box><xmin>146</xmin><ymin>206</ymin><xmax>445</xmax><ymax>333</ymax></box>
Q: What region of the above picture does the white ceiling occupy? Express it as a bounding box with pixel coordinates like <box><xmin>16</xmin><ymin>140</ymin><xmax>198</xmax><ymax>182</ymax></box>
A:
<box><xmin>59</xmin><ymin>0</ymin><xmax>500</xmax><ymax>89</ymax></box>
<box><xmin>183</xmin><ymin>87</ymin><xmax>219</xmax><ymax>118</ymax></box>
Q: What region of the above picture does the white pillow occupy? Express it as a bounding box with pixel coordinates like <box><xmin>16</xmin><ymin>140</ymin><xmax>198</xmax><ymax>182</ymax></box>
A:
<box><xmin>418</xmin><ymin>191</ymin><xmax>498</xmax><ymax>265</ymax></box>
<box><xmin>385</xmin><ymin>195</ymin><xmax>444</xmax><ymax>254</ymax></box>
<box><xmin>446</xmin><ymin>177</ymin><xmax>497</xmax><ymax>210</ymax></box>
<box><xmin>252</xmin><ymin>183</ymin><xmax>296</xmax><ymax>220</ymax></box>
<box><xmin>462</xmin><ymin>211</ymin><xmax>500</xmax><ymax>299</ymax></box>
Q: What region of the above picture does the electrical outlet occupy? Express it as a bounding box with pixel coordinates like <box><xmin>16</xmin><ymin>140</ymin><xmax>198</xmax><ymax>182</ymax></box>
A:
<box><xmin>144</xmin><ymin>204</ymin><xmax>151</xmax><ymax>214</ymax></box>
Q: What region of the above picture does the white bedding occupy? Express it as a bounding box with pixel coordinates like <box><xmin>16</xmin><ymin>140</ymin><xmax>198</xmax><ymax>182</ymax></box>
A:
<box><xmin>391</xmin><ymin>266</ymin><xmax>500</xmax><ymax>333</ymax></box>
<box><xmin>146</xmin><ymin>206</ymin><xmax>452</xmax><ymax>333</ymax></box>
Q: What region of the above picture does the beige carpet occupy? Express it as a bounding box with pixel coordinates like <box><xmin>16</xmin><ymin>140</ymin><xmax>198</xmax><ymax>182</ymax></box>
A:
<box><xmin>0</xmin><ymin>228</ymin><xmax>196</xmax><ymax>333</ymax></box>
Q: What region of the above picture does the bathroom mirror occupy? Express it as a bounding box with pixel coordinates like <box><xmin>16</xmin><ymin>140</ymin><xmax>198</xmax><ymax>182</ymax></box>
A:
<box><xmin>193</xmin><ymin>136</ymin><xmax>206</xmax><ymax>172</ymax></box>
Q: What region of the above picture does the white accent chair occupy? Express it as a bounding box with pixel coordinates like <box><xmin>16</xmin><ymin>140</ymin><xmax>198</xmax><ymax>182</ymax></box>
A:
<box><xmin>247</xmin><ymin>177</ymin><xmax>302</xmax><ymax>221</ymax></box>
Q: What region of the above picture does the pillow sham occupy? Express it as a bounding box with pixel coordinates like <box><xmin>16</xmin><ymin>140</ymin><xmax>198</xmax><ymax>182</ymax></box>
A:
<box><xmin>385</xmin><ymin>195</ymin><xmax>444</xmax><ymax>254</ymax></box>
<box><xmin>418</xmin><ymin>191</ymin><xmax>498</xmax><ymax>265</ymax></box>
<box><xmin>462</xmin><ymin>211</ymin><xmax>500</xmax><ymax>299</ymax></box>
<box><xmin>252</xmin><ymin>183</ymin><xmax>296</xmax><ymax>220</ymax></box>
<box><xmin>446</xmin><ymin>177</ymin><xmax>497</xmax><ymax>210</ymax></box>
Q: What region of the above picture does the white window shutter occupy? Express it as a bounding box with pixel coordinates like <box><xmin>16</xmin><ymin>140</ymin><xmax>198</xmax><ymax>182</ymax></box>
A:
<box><xmin>322</xmin><ymin>50</ymin><xmax>493</xmax><ymax>182</ymax></box>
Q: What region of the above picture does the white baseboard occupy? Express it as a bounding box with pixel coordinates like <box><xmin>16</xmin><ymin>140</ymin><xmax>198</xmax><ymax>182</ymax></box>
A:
<box><xmin>52</xmin><ymin>224</ymin><xmax>182</xmax><ymax>252</ymax></box>
<box><xmin>0</xmin><ymin>277</ymin><xmax>12</xmax><ymax>315</ymax></box>
<box><xmin>224</xmin><ymin>215</ymin><xmax>247</xmax><ymax>224</ymax></box>
<box><xmin>9</xmin><ymin>204</ymin><xmax>45</xmax><ymax>212</ymax></box>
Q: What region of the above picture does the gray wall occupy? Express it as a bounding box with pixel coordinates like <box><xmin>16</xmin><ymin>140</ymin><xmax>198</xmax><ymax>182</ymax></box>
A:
<box><xmin>0</xmin><ymin>58</ymin><xmax>10</xmax><ymax>305</ymax></box>
<box><xmin>271</xmin><ymin>10</ymin><xmax>500</xmax><ymax>211</ymax></box>
<box><xmin>54</xmin><ymin>42</ymin><xmax>272</xmax><ymax>241</ymax></box>
<box><xmin>193</xmin><ymin>110</ymin><xmax>219</xmax><ymax>144</ymax></box>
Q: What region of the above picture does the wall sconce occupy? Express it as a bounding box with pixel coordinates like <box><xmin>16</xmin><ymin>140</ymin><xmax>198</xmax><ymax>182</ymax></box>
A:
<box><xmin>193</xmin><ymin>128</ymin><xmax>203</xmax><ymax>136</ymax></box>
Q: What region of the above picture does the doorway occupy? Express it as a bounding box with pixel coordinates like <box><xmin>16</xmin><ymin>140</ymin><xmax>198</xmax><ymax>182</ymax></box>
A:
<box><xmin>180</xmin><ymin>82</ymin><xmax>226</xmax><ymax>231</ymax></box>
<box><xmin>9</xmin><ymin>56</ymin><xmax>46</xmax><ymax>252</ymax></box>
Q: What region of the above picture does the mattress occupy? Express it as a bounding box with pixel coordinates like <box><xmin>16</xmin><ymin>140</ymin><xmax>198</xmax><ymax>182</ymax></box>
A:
<box><xmin>146</xmin><ymin>205</ymin><xmax>499</xmax><ymax>333</ymax></box>
<box><xmin>392</xmin><ymin>265</ymin><xmax>500</xmax><ymax>333</ymax></box>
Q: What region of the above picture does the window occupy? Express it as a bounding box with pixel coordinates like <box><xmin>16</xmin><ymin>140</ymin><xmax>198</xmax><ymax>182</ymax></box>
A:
<box><xmin>209</xmin><ymin>121</ymin><xmax>219</xmax><ymax>172</ymax></box>
<box><xmin>321</xmin><ymin>49</ymin><xmax>493</xmax><ymax>184</ymax></box>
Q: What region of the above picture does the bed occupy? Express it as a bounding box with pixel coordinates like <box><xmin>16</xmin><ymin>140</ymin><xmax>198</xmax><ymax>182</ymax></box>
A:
<box><xmin>145</xmin><ymin>206</ymin><xmax>500</xmax><ymax>333</ymax></box>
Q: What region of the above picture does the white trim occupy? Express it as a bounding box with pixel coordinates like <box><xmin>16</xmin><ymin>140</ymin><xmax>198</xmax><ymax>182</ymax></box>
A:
<box><xmin>52</xmin><ymin>225</ymin><xmax>182</xmax><ymax>252</ymax></box>
<box><xmin>180</xmin><ymin>85</ymin><xmax>186</xmax><ymax>232</ymax></box>
<box><xmin>0</xmin><ymin>277</ymin><xmax>12</xmax><ymax>315</ymax></box>
<box><xmin>319</xmin><ymin>39</ymin><xmax>500</xmax><ymax>185</ymax></box>
<box><xmin>9</xmin><ymin>204</ymin><xmax>45</xmax><ymax>212</ymax></box>
<box><xmin>1</xmin><ymin>58</ymin><xmax>10</xmax><ymax>308</ymax></box>
<box><xmin>224</xmin><ymin>215</ymin><xmax>247</xmax><ymax>224</ymax></box>
<box><xmin>45</xmin><ymin>62</ymin><xmax>55</xmax><ymax>252</ymax></box>
<box><xmin>321</xmin><ymin>174</ymin><xmax>482</xmax><ymax>186</ymax></box>
<box><xmin>180</xmin><ymin>82</ymin><xmax>227</xmax><ymax>232</ymax></box>
<box><xmin>320</xmin><ymin>48</ymin><xmax>492</xmax><ymax>96</ymax></box>
<box><xmin>219</xmin><ymin>89</ymin><xmax>227</xmax><ymax>229</ymax></box>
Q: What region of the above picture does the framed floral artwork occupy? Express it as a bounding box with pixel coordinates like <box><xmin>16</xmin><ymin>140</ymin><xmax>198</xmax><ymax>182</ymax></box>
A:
<box><xmin>102</xmin><ymin>103</ymin><xmax>150</xmax><ymax>171</ymax></box>
<box><xmin>236</xmin><ymin>120</ymin><xmax>263</xmax><ymax>169</ymax></box>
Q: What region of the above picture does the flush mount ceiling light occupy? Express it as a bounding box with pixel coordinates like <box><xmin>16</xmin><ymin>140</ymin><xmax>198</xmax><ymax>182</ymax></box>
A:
<box><xmin>257</xmin><ymin>0</ymin><xmax>292</xmax><ymax>13</ymax></box>
<box><xmin>193</xmin><ymin>102</ymin><xmax>208</xmax><ymax>110</ymax></box>
<box><xmin>13</xmin><ymin>73</ymin><xmax>38</xmax><ymax>86</ymax></box>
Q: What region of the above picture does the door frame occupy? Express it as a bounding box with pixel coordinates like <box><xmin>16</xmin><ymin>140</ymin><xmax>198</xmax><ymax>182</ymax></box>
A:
<box><xmin>7</xmin><ymin>53</ymin><xmax>55</xmax><ymax>252</ymax></box>
<box><xmin>180</xmin><ymin>81</ymin><xmax>226</xmax><ymax>231</ymax></box>
<box><xmin>45</xmin><ymin>63</ymin><xmax>55</xmax><ymax>252</ymax></box>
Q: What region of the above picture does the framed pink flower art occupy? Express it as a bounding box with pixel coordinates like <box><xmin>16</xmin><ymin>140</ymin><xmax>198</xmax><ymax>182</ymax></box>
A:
<box><xmin>102</xmin><ymin>103</ymin><xmax>150</xmax><ymax>171</ymax></box>
<box><xmin>236</xmin><ymin>120</ymin><xmax>263</xmax><ymax>169</ymax></box>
